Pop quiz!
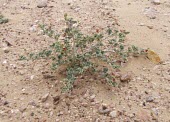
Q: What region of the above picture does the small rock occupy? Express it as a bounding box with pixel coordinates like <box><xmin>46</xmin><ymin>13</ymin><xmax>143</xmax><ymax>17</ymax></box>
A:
<box><xmin>11</xmin><ymin>109</ymin><xmax>19</xmax><ymax>114</ymax></box>
<box><xmin>0</xmin><ymin>110</ymin><xmax>5</xmax><ymax>114</ymax></box>
<box><xmin>152</xmin><ymin>108</ymin><xmax>159</xmax><ymax>115</ymax></box>
<box><xmin>128</xmin><ymin>113</ymin><xmax>135</xmax><ymax>118</ymax></box>
<box><xmin>50</xmin><ymin>111</ymin><xmax>53</xmax><ymax>116</ymax></box>
<box><xmin>153</xmin><ymin>65</ymin><xmax>159</xmax><ymax>70</ymax></box>
<box><xmin>90</xmin><ymin>94</ymin><xmax>96</xmax><ymax>102</ymax></box>
<box><xmin>30</xmin><ymin>75</ymin><xmax>34</xmax><ymax>80</ymax></box>
<box><xmin>37</xmin><ymin>0</ymin><xmax>47</xmax><ymax>8</ymax></box>
<box><xmin>41</xmin><ymin>93</ymin><xmax>49</xmax><ymax>102</ymax></box>
<box><xmin>98</xmin><ymin>109</ymin><xmax>110</xmax><ymax>114</ymax></box>
<box><xmin>10</xmin><ymin>64</ymin><xmax>16</xmax><ymax>69</ymax></box>
<box><xmin>30</xmin><ymin>112</ymin><xmax>34</xmax><ymax>116</ymax></box>
<box><xmin>146</xmin><ymin>96</ymin><xmax>154</xmax><ymax>102</ymax></box>
<box><xmin>83</xmin><ymin>90</ymin><xmax>90</xmax><ymax>99</ymax></box>
<box><xmin>95</xmin><ymin>118</ymin><xmax>100</xmax><ymax>122</ymax></box>
<box><xmin>43</xmin><ymin>103</ymin><xmax>50</xmax><ymax>109</ymax></box>
<box><xmin>2</xmin><ymin>60</ymin><xmax>7</xmax><ymax>64</ymax></box>
<box><xmin>3</xmin><ymin>47</ymin><xmax>9</xmax><ymax>53</ymax></box>
<box><xmin>57</xmin><ymin>111</ymin><xmax>63</xmax><ymax>116</ymax></box>
<box><xmin>138</xmin><ymin>23</ymin><xmax>145</xmax><ymax>26</ymax></box>
<box><xmin>34</xmin><ymin>20</ymin><xmax>39</xmax><ymax>23</ymax></box>
<box><xmin>20</xmin><ymin>107</ymin><xmax>27</xmax><ymax>113</ymax></box>
<box><xmin>112</xmin><ymin>72</ymin><xmax>121</xmax><ymax>78</ymax></box>
<box><xmin>143</xmin><ymin>7</ymin><xmax>157</xmax><ymax>19</ymax></box>
<box><xmin>28</xmin><ymin>101</ymin><xmax>39</xmax><ymax>107</ymax></box>
<box><xmin>19</xmin><ymin>70</ymin><xmax>26</xmax><ymax>75</ymax></box>
<box><xmin>74</xmin><ymin>7</ymin><xmax>80</xmax><ymax>12</ymax></box>
<box><xmin>29</xmin><ymin>25</ymin><xmax>37</xmax><ymax>32</ymax></box>
<box><xmin>81</xmin><ymin>102</ymin><xmax>88</xmax><ymax>107</ymax></box>
<box><xmin>53</xmin><ymin>96</ymin><xmax>60</xmax><ymax>105</ymax></box>
<box><xmin>163</xmin><ymin>28</ymin><xmax>168</xmax><ymax>32</ymax></box>
<box><xmin>0</xmin><ymin>99</ymin><xmax>9</xmax><ymax>106</ymax></box>
<box><xmin>150</xmin><ymin>16</ymin><xmax>156</xmax><ymax>19</ymax></box>
<box><xmin>109</xmin><ymin>111</ymin><xmax>117</xmax><ymax>118</ymax></box>
<box><xmin>98</xmin><ymin>104</ymin><xmax>111</xmax><ymax>114</ymax></box>
<box><xmin>56</xmin><ymin>119</ymin><xmax>60</xmax><ymax>122</ymax></box>
<box><xmin>152</xmin><ymin>0</ymin><xmax>160</xmax><ymax>5</ymax></box>
<box><xmin>120</xmin><ymin>72</ymin><xmax>132</xmax><ymax>82</ymax></box>
<box><xmin>5</xmin><ymin>40</ymin><xmax>13</xmax><ymax>47</ymax></box>
<box><xmin>3</xmin><ymin>101</ymin><xmax>9</xmax><ymax>105</ymax></box>
<box><xmin>147</xmin><ymin>25</ymin><xmax>153</xmax><ymax>29</ymax></box>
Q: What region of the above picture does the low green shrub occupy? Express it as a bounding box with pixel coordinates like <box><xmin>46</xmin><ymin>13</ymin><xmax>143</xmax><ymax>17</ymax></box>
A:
<box><xmin>20</xmin><ymin>14</ymin><xmax>146</xmax><ymax>91</ymax></box>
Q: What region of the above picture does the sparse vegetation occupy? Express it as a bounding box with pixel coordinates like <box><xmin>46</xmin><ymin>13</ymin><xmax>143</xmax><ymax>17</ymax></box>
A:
<box><xmin>20</xmin><ymin>14</ymin><xmax>146</xmax><ymax>91</ymax></box>
<box><xmin>0</xmin><ymin>15</ymin><xmax>9</xmax><ymax>24</ymax></box>
<box><xmin>1</xmin><ymin>1</ymin><xmax>169</xmax><ymax>121</ymax></box>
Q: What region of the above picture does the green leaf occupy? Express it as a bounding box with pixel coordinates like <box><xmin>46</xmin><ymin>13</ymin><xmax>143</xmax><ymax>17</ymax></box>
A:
<box><xmin>19</xmin><ymin>56</ymin><xmax>27</xmax><ymax>60</ymax></box>
<box><xmin>103</xmin><ymin>67</ymin><xmax>108</xmax><ymax>73</ymax></box>
<box><xmin>106</xmin><ymin>28</ymin><xmax>112</xmax><ymax>35</ymax></box>
<box><xmin>120</xmin><ymin>44</ymin><xmax>124</xmax><ymax>50</ymax></box>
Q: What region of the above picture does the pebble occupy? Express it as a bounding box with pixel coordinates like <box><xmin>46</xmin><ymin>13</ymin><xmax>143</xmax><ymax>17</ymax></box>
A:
<box><xmin>10</xmin><ymin>64</ymin><xmax>16</xmax><ymax>69</ymax></box>
<box><xmin>0</xmin><ymin>99</ymin><xmax>9</xmax><ymax>106</ymax></box>
<box><xmin>11</xmin><ymin>109</ymin><xmax>19</xmax><ymax>114</ymax></box>
<box><xmin>43</xmin><ymin>103</ymin><xmax>50</xmax><ymax>109</ymax></box>
<box><xmin>98</xmin><ymin>104</ymin><xmax>110</xmax><ymax>114</ymax></box>
<box><xmin>150</xmin><ymin>16</ymin><xmax>156</xmax><ymax>19</ymax></box>
<box><xmin>29</xmin><ymin>25</ymin><xmax>37</xmax><ymax>32</ymax></box>
<box><xmin>56</xmin><ymin>119</ymin><xmax>60</xmax><ymax>122</ymax></box>
<box><xmin>153</xmin><ymin>65</ymin><xmax>159</xmax><ymax>70</ymax></box>
<box><xmin>37</xmin><ymin>0</ymin><xmax>47</xmax><ymax>8</ymax></box>
<box><xmin>120</xmin><ymin>73</ymin><xmax>132</xmax><ymax>82</ymax></box>
<box><xmin>152</xmin><ymin>108</ymin><xmax>159</xmax><ymax>115</ymax></box>
<box><xmin>95</xmin><ymin>118</ymin><xmax>100</xmax><ymax>122</ymax></box>
<box><xmin>30</xmin><ymin>75</ymin><xmax>34</xmax><ymax>80</ymax></box>
<box><xmin>0</xmin><ymin>110</ymin><xmax>5</xmax><ymax>114</ymax></box>
<box><xmin>53</xmin><ymin>96</ymin><xmax>60</xmax><ymax>105</ymax></box>
<box><xmin>128</xmin><ymin>113</ymin><xmax>135</xmax><ymax>118</ymax></box>
<box><xmin>143</xmin><ymin>7</ymin><xmax>157</xmax><ymax>19</ymax></box>
<box><xmin>41</xmin><ymin>93</ymin><xmax>49</xmax><ymax>102</ymax></box>
<box><xmin>109</xmin><ymin>111</ymin><xmax>117</xmax><ymax>118</ymax></box>
<box><xmin>30</xmin><ymin>112</ymin><xmax>34</xmax><ymax>116</ymax></box>
<box><xmin>34</xmin><ymin>20</ymin><xmax>39</xmax><ymax>23</ymax></box>
<box><xmin>28</xmin><ymin>101</ymin><xmax>40</xmax><ymax>107</ymax></box>
<box><xmin>74</xmin><ymin>7</ymin><xmax>81</xmax><ymax>12</ymax></box>
<box><xmin>2</xmin><ymin>60</ymin><xmax>7</xmax><ymax>64</ymax></box>
<box><xmin>57</xmin><ymin>111</ymin><xmax>63</xmax><ymax>116</ymax></box>
<box><xmin>19</xmin><ymin>70</ymin><xmax>26</xmax><ymax>75</ymax></box>
<box><xmin>81</xmin><ymin>102</ymin><xmax>88</xmax><ymax>107</ymax></box>
<box><xmin>147</xmin><ymin>25</ymin><xmax>153</xmax><ymax>29</ymax></box>
<box><xmin>152</xmin><ymin>0</ymin><xmax>160</xmax><ymax>5</ymax></box>
<box><xmin>146</xmin><ymin>96</ymin><xmax>154</xmax><ymax>102</ymax></box>
<box><xmin>5</xmin><ymin>40</ymin><xmax>13</xmax><ymax>47</ymax></box>
<box><xmin>90</xmin><ymin>94</ymin><xmax>96</xmax><ymax>102</ymax></box>
<box><xmin>3</xmin><ymin>101</ymin><xmax>9</xmax><ymax>105</ymax></box>
<box><xmin>20</xmin><ymin>107</ymin><xmax>27</xmax><ymax>113</ymax></box>
<box><xmin>163</xmin><ymin>28</ymin><xmax>168</xmax><ymax>32</ymax></box>
<box><xmin>138</xmin><ymin>23</ymin><xmax>145</xmax><ymax>26</ymax></box>
<box><xmin>112</xmin><ymin>72</ymin><xmax>121</xmax><ymax>78</ymax></box>
<box><xmin>3</xmin><ymin>47</ymin><xmax>9</xmax><ymax>53</ymax></box>
<box><xmin>50</xmin><ymin>111</ymin><xmax>53</xmax><ymax>116</ymax></box>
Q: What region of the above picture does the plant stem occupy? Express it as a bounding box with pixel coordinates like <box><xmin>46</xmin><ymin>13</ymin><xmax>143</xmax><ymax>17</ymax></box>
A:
<box><xmin>72</xmin><ymin>36</ymin><xmax>76</xmax><ymax>59</ymax></box>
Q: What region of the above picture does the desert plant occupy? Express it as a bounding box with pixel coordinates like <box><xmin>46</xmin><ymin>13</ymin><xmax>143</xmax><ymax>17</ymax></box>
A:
<box><xmin>0</xmin><ymin>15</ymin><xmax>9</xmax><ymax>24</ymax></box>
<box><xmin>20</xmin><ymin>14</ymin><xmax>146</xmax><ymax>91</ymax></box>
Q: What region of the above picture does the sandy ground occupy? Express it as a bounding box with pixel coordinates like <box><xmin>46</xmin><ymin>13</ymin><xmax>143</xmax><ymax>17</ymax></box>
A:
<box><xmin>0</xmin><ymin>0</ymin><xmax>170</xmax><ymax>122</ymax></box>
